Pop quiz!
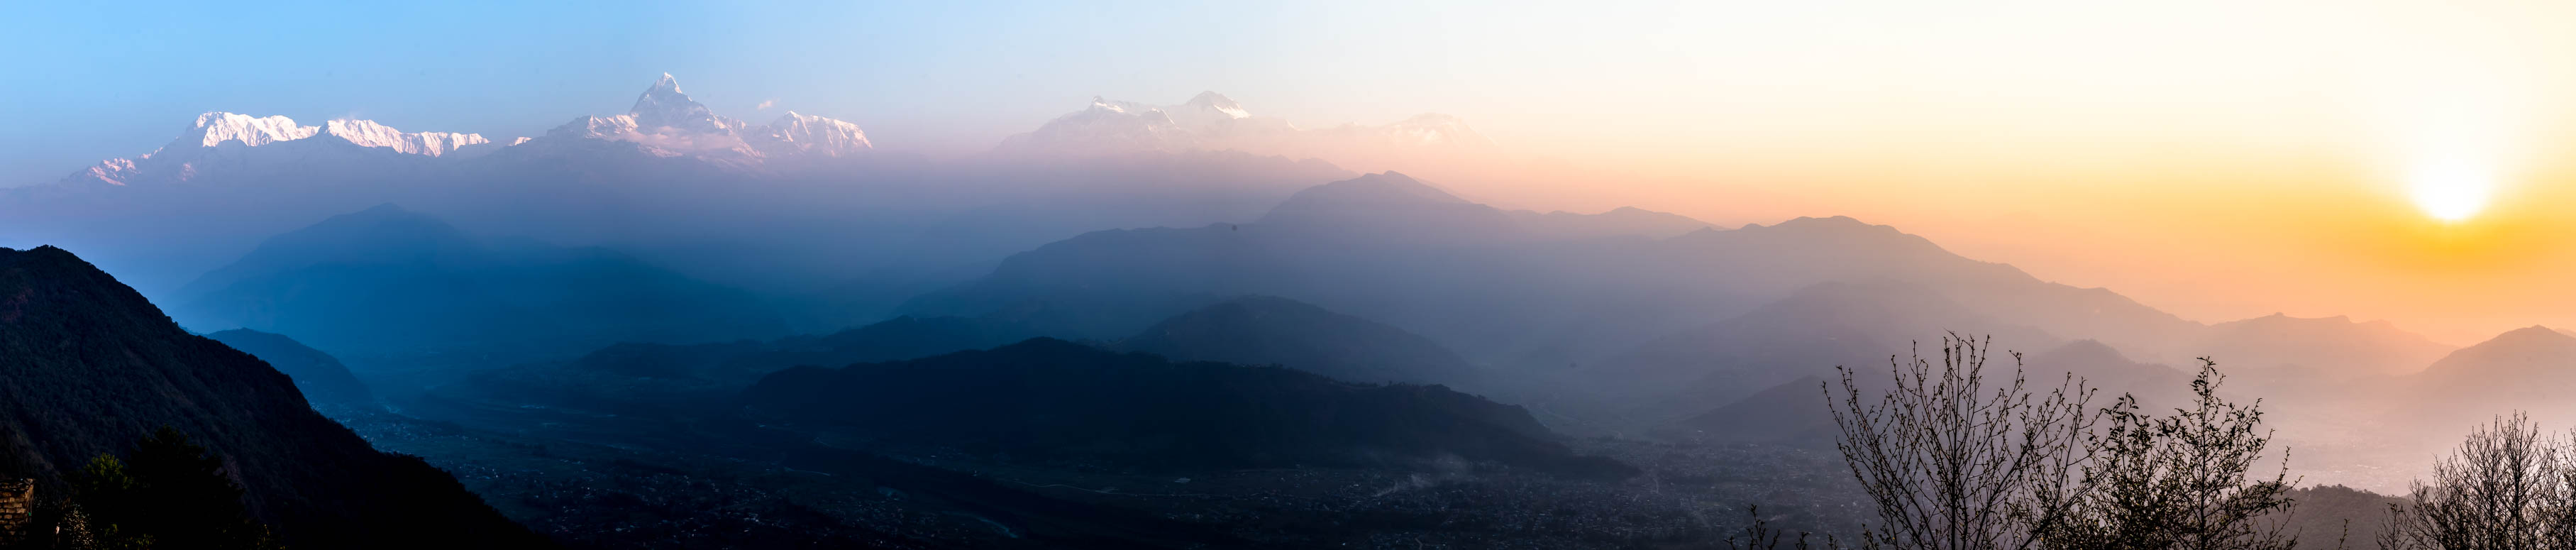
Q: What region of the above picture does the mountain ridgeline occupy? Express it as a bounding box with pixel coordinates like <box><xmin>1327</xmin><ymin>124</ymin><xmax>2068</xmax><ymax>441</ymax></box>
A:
<box><xmin>167</xmin><ymin>204</ymin><xmax>788</xmax><ymax>361</ymax></box>
<box><xmin>1111</xmin><ymin>295</ymin><xmax>1484</xmax><ymax>387</ymax></box>
<box><xmin>741</xmin><ymin>339</ymin><xmax>1636</xmax><ymax>478</ymax></box>
<box><xmin>0</xmin><ymin>246</ymin><xmax>545</xmax><ymax>548</ymax></box>
<box><xmin>202</xmin><ymin>329</ymin><xmax>377</xmax><ymax>409</ymax></box>
<box><xmin>446</xmin><ymin>314</ymin><xmax>1039</xmax><ymax>417</ymax></box>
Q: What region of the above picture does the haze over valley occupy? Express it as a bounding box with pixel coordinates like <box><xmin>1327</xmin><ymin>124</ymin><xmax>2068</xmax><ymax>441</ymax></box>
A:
<box><xmin>11</xmin><ymin>2</ymin><xmax>2576</xmax><ymax>548</ymax></box>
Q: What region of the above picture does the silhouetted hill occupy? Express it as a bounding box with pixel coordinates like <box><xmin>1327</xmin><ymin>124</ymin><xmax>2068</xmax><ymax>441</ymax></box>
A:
<box><xmin>1253</xmin><ymin>171</ymin><xmax>1525</xmax><ymax>243</ymax></box>
<box><xmin>1112</xmin><ymin>295</ymin><xmax>1481</xmax><ymax>386</ymax></box>
<box><xmin>2274</xmin><ymin>485</ymin><xmax>2406</xmax><ymax>547</ymax></box>
<box><xmin>2023</xmin><ymin>339</ymin><xmax>2192</xmax><ymax>395</ymax></box>
<box><xmin>1669</xmin><ymin>375</ymin><xmax>1837</xmax><ymax>448</ymax></box>
<box><xmin>0</xmin><ymin>246</ymin><xmax>546</xmax><ymax>548</ymax></box>
<box><xmin>1594</xmin><ymin>281</ymin><xmax>2060</xmax><ymax>409</ymax></box>
<box><xmin>2421</xmin><ymin>325</ymin><xmax>2576</xmax><ymax>381</ymax></box>
<box><xmin>741</xmin><ymin>339</ymin><xmax>1635</xmax><ymax>478</ymax></box>
<box><xmin>1503</xmin><ymin>206</ymin><xmax>1712</xmax><ymax>241</ymax></box>
<box><xmin>204</xmin><ymin>329</ymin><xmax>377</xmax><ymax>409</ymax></box>
<box><xmin>2399</xmin><ymin>326</ymin><xmax>2576</xmax><ymax>430</ymax></box>
<box><xmin>2195</xmin><ymin>313</ymin><xmax>2455</xmax><ymax>377</ymax></box>
<box><xmin>450</xmin><ymin>315</ymin><xmax>1037</xmax><ymax>417</ymax></box>
<box><xmin>904</xmin><ymin>176</ymin><xmax>2200</xmax><ymax>376</ymax></box>
<box><xmin>167</xmin><ymin>204</ymin><xmax>788</xmax><ymax>358</ymax></box>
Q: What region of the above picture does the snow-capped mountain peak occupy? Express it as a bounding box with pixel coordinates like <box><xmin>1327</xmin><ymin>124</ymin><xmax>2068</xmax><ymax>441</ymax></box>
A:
<box><xmin>754</xmin><ymin>111</ymin><xmax>873</xmax><ymax>156</ymax></box>
<box><xmin>997</xmin><ymin>91</ymin><xmax>1490</xmax><ymax>159</ymax></box>
<box><xmin>57</xmin><ymin>112</ymin><xmax>498</xmax><ymax>186</ymax></box>
<box><xmin>1183</xmin><ymin>92</ymin><xmax>1251</xmax><ymax>119</ymax></box>
<box><xmin>187</xmin><ymin>112</ymin><xmax>321</xmax><ymax>148</ymax></box>
<box><xmin>531</xmin><ymin>73</ymin><xmax>870</xmax><ymax>162</ymax></box>
<box><xmin>629</xmin><ymin>73</ymin><xmax>739</xmax><ymax>133</ymax></box>
<box><xmin>323</xmin><ymin>119</ymin><xmax>492</xmax><ymax>156</ymax></box>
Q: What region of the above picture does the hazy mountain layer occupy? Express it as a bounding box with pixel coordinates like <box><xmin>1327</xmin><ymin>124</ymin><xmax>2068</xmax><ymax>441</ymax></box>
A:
<box><xmin>204</xmin><ymin>329</ymin><xmax>377</xmax><ymax>409</ymax></box>
<box><xmin>168</xmin><ymin>204</ymin><xmax>789</xmax><ymax>360</ymax></box>
<box><xmin>742</xmin><ymin>339</ymin><xmax>1637</xmax><ymax>478</ymax></box>
<box><xmin>448</xmin><ymin>315</ymin><xmax>1036</xmax><ymax>417</ymax></box>
<box><xmin>1112</xmin><ymin>295</ymin><xmax>1483</xmax><ymax>387</ymax></box>
<box><xmin>906</xmin><ymin>172</ymin><xmax>2196</xmax><ymax>387</ymax></box>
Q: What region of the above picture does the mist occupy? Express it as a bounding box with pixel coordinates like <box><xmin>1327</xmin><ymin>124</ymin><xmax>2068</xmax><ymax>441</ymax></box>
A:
<box><xmin>12</xmin><ymin>3</ymin><xmax>2576</xmax><ymax>549</ymax></box>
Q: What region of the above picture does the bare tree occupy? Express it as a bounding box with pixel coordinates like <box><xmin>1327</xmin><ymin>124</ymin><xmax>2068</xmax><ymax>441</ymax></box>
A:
<box><xmin>2045</xmin><ymin>361</ymin><xmax>2301</xmax><ymax>550</ymax></box>
<box><xmin>1825</xmin><ymin>334</ymin><xmax>2099</xmax><ymax>550</ymax></box>
<box><xmin>2379</xmin><ymin>413</ymin><xmax>2576</xmax><ymax>550</ymax></box>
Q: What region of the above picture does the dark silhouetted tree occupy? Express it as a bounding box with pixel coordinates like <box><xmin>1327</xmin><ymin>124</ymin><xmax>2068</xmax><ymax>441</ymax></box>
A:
<box><xmin>2045</xmin><ymin>361</ymin><xmax>2303</xmax><ymax>550</ymax></box>
<box><xmin>1826</xmin><ymin>334</ymin><xmax>2099</xmax><ymax>550</ymax></box>
<box><xmin>2377</xmin><ymin>413</ymin><xmax>2576</xmax><ymax>550</ymax></box>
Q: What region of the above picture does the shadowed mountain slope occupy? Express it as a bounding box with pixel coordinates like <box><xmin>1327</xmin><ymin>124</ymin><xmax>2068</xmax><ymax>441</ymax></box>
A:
<box><xmin>204</xmin><ymin>329</ymin><xmax>377</xmax><ymax>409</ymax></box>
<box><xmin>0</xmin><ymin>246</ymin><xmax>546</xmax><ymax>549</ymax></box>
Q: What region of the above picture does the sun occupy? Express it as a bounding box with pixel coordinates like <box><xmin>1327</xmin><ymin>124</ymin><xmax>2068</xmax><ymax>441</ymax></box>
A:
<box><xmin>2409</xmin><ymin>158</ymin><xmax>2496</xmax><ymax>223</ymax></box>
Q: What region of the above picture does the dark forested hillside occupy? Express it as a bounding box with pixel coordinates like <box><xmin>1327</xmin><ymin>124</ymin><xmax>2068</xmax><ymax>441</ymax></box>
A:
<box><xmin>0</xmin><ymin>246</ymin><xmax>547</xmax><ymax>548</ymax></box>
<box><xmin>742</xmin><ymin>339</ymin><xmax>1635</xmax><ymax>478</ymax></box>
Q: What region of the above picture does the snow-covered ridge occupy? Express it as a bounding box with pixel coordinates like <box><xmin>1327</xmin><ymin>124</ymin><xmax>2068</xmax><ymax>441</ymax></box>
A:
<box><xmin>52</xmin><ymin>73</ymin><xmax>880</xmax><ymax>187</ymax></box>
<box><xmin>59</xmin><ymin>111</ymin><xmax>507</xmax><ymax>186</ymax></box>
<box><xmin>324</xmin><ymin>119</ymin><xmax>492</xmax><ymax>156</ymax></box>
<box><xmin>1000</xmin><ymin>92</ymin><xmax>1491</xmax><ymax>156</ymax></box>
<box><xmin>757</xmin><ymin>111</ymin><xmax>872</xmax><ymax>156</ymax></box>
<box><xmin>180</xmin><ymin>112</ymin><xmax>492</xmax><ymax>155</ymax></box>
<box><xmin>189</xmin><ymin>112</ymin><xmax>321</xmax><ymax>147</ymax></box>
<box><xmin>539</xmin><ymin>74</ymin><xmax>870</xmax><ymax>161</ymax></box>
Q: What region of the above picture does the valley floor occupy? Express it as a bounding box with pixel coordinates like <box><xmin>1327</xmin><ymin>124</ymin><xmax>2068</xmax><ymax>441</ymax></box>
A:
<box><xmin>333</xmin><ymin>401</ymin><xmax>1870</xmax><ymax>549</ymax></box>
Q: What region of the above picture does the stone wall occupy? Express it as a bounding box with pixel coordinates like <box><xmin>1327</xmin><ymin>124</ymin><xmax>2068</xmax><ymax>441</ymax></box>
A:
<box><xmin>0</xmin><ymin>478</ymin><xmax>29</xmax><ymax>546</ymax></box>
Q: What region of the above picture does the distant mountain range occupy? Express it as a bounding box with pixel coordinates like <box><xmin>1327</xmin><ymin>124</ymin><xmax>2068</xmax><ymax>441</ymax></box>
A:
<box><xmin>0</xmin><ymin>246</ymin><xmax>544</xmax><ymax>548</ymax></box>
<box><xmin>896</xmin><ymin>170</ymin><xmax>2483</xmax><ymax>437</ymax></box>
<box><xmin>904</xmin><ymin>171</ymin><xmax>2197</xmax><ymax>374</ymax></box>
<box><xmin>995</xmin><ymin>92</ymin><xmax>1493</xmax><ymax>159</ymax></box>
<box><xmin>453</xmin><ymin>295</ymin><xmax>1485</xmax><ymax>417</ymax></box>
<box><xmin>0</xmin><ymin>72</ymin><xmax>2496</xmax><ymax>463</ymax></box>
<box><xmin>166</xmin><ymin>204</ymin><xmax>788</xmax><ymax>360</ymax></box>
<box><xmin>2194</xmin><ymin>313</ymin><xmax>2456</xmax><ymax>377</ymax></box>
<box><xmin>58</xmin><ymin>74</ymin><xmax>870</xmax><ymax>189</ymax></box>
<box><xmin>0</xmin><ymin>75</ymin><xmax>1388</xmax><ymax>312</ymax></box>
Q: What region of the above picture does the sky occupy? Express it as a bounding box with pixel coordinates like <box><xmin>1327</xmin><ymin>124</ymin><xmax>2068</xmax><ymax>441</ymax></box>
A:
<box><xmin>11</xmin><ymin>0</ymin><xmax>2576</xmax><ymax>343</ymax></box>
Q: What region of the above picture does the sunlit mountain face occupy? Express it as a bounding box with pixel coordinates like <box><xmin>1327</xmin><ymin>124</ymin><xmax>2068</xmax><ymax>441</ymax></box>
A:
<box><xmin>13</xmin><ymin>1</ymin><xmax>2576</xmax><ymax>547</ymax></box>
